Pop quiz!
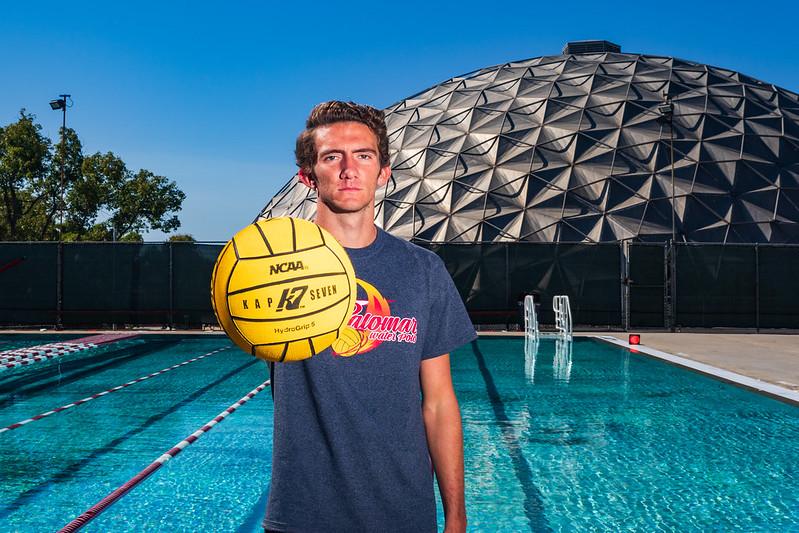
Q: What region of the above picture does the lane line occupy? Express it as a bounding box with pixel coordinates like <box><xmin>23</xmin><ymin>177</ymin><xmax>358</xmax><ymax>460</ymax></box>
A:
<box><xmin>471</xmin><ymin>340</ymin><xmax>551</xmax><ymax>532</ymax></box>
<box><xmin>0</xmin><ymin>347</ymin><xmax>231</xmax><ymax>434</ymax></box>
<box><xmin>0</xmin><ymin>358</ymin><xmax>255</xmax><ymax>518</ymax></box>
<box><xmin>58</xmin><ymin>379</ymin><xmax>270</xmax><ymax>533</ymax></box>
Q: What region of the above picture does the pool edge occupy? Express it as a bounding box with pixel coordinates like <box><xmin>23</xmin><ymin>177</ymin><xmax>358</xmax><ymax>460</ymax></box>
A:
<box><xmin>591</xmin><ymin>335</ymin><xmax>799</xmax><ymax>407</ymax></box>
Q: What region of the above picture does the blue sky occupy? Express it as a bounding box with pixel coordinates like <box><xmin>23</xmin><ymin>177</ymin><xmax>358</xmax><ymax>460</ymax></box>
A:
<box><xmin>2</xmin><ymin>0</ymin><xmax>797</xmax><ymax>241</ymax></box>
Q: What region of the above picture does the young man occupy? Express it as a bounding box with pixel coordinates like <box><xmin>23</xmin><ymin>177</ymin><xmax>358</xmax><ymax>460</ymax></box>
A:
<box><xmin>263</xmin><ymin>101</ymin><xmax>476</xmax><ymax>533</ymax></box>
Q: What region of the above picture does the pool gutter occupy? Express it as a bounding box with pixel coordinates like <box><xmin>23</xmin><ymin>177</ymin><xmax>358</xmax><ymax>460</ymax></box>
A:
<box><xmin>592</xmin><ymin>335</ymin><xmax>799</xmax><ymax>407</ymax></box>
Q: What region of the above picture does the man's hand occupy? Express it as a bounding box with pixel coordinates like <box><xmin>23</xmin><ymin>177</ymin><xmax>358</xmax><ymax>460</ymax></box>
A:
<box><xmin>421</xmin><ymin>354</ymin><xmax>466</xmax><ymax>533</ymax></box>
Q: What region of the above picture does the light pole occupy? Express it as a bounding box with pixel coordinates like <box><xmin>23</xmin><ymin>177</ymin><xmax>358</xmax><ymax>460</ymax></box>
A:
<box><xmin>49</xmin><ymin>94</ymin><xmax>71</xmax><ymax>238</ymax></box>
<box><xmin>658</xmin><ymin>95</ymin><xmax>676</xmax><ymax>243</ymax></box>
<box><xmin>658</xmin><ymin>94</ymin><xmax>677</xmax><ymax>331</ymax></box>
<box><xmin>49</xmin><ymin>94</ymin><xmax>70</xmax><ymax>330</ymax></box>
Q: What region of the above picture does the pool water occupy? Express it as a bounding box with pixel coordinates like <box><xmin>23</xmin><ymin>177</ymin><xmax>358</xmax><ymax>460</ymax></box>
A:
<box><xmin>0</xmin><ymin>335</ymin><xmax>797</xmax><ymax>531</ymax></box>
<box><xmin>0</xmin><ymin>336</ymin><xmax>272</xmax><ymax>532</ymax></box>
<box><xmin>459</xmin><ymin>337</ymin><xmax>799</xmax><ymax>532</ymax></box>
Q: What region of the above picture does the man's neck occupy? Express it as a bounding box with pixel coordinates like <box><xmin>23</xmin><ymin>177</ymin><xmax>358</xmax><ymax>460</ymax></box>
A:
<box><xmin>315</xmin><ymin>208</ymin><xmax>377</xmax><ymax>249</ymax></box>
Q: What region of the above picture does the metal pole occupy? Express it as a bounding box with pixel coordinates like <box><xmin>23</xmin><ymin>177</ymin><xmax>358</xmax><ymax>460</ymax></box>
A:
<box><xmin>53</xmin><ymin>94</ymin><xmax>69</xmax><ymax>331</ymax></box>
<box><xmin>56</xmin><ymin>241</ymin><xmax>63</xmax><ymax>329</ymax></box>
<box><xmin>663</xmin><ymin>242</ymin><xmax>670</xmax><ymax>330</ymax></box>
<box><xmin>169</xmin><ymin>242</ymin><xmax>174</xmax><ymax>329</ymax></box>
<box><xmin>622</xmin><ymin>241</ymin><xmax>629</xmax><ymax>332</ymax></box>
<box><xmin>755</xmin><ymin>244</ymin><xmax>760</xmax><ymax>333</ymax></box>
<box><xmin>670</xmin><ymin>117</ymin><xmax>676</xmax><ymax>244</ymax></box>
<box><xmin>505</xmin><ymin>243</ymin><xmax>510</xmax><ymax>330</ymax></box>
<box><xmin>670</xmin><ymin>241</ymin><xmax>677</xmax><ymax>332</ymax></box>
<box><xmin>59</xmin><ymin>95</ymin><xmax>68</xmax><ymax>237</ymax></box>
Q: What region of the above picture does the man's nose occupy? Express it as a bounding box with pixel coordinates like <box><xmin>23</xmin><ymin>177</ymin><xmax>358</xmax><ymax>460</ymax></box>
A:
<box><xmin>339</xmin><ymin>153</ymin><xmax>358</xmax><ymax>179</ymax></box>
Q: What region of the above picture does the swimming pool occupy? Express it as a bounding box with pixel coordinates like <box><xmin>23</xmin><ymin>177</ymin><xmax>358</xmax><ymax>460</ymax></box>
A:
<box><xmin>0</xmin><ymin>336</ymin><xmax>272</xmax><ymax>532</ymax></box>
<box><xmin>461</xmin><ymin>337</ymin><xmax>799</xmax><ymax>531</ymax></box>
<box><xmin>0</xmin><ymin>335</ymin><xmax>797</xmax><ymax>531</ymax></box>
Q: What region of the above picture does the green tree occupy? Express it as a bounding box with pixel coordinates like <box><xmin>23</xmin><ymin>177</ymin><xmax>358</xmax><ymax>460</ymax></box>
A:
<box><xmin>0</xmin><ymin>111</ymin><xmax>186</xmax><ymax>241</ymax></box>
<box><xmin>168</xmin><ymin>233</ymin><xmax>195</xmax><ymax>242</ymax></box>
<box><xmin>0</xmin><ymin>111</ymin><xmax>52</xmax><ymax>240</ymax></box>
<box><xmin>108</xmin><ymin>167</ymin><xmax>185</xmax><ymax>239</ymax></box>
<box><xmin>65</xmin><ymin>151</ymin><xmax>185</xmax><ymax>241</ymax></box>
<box><xmin>43</xmin><ymin>126</ymin><xmax>83</xmax><ymax>239</ymax></box>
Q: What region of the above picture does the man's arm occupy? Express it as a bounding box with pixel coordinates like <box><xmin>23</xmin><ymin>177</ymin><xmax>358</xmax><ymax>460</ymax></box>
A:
<box><xmin>421</xmin><ymin>354</ymin><xmax>466</xmax><ymax>533</ymax></box>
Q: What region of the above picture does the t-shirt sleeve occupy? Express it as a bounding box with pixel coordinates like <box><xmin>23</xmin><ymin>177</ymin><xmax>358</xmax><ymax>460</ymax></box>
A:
<box><xmin>420</xmin><ymin>254</ymin><xmax>477</xmax><ymax>360</ymax></box>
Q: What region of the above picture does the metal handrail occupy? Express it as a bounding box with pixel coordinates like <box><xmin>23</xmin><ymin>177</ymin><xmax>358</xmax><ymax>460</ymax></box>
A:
<box><xmin>523</xmin><ymin>294</ymin><xmax>539</xmax><ymax>342</ymax></box>
<box><xmin>553</xmin><ymin>295</ymin><xmax>573</xmax><ymax>341</ymax></box>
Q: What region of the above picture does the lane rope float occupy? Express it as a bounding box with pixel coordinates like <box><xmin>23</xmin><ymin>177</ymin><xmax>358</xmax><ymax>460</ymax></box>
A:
<box><xmin>0</xmin><ymin>347</ymin><xmax>231</xmax><ymax>434</ymax></box>
<box><xmin>0</xmin><ymin>334</ymin><xmax>139</xmax><ymax>372</ymax></box>
<box><xmin>58</xmin><ymin>379</ymin><xmax>270</xmax><ymax>533</ymax></box>
<box><xmin>0</xmin><ymin>343</ymin><xmax>94</xmax><ymax>367</ymax></box>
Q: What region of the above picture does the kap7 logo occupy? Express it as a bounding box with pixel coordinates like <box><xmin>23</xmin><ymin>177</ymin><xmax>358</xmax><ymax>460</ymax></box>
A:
<box><xmin>276</xmin><ymin>285</ymin><xmax>308</xmax><ymax>312</ymax></box>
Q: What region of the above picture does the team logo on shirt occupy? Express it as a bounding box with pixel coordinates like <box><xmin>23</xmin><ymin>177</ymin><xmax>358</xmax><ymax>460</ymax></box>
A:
<box><xmin>332</xmin><ymin>279</ymin><xmax>418</xmax><ymax>357</ymax></box>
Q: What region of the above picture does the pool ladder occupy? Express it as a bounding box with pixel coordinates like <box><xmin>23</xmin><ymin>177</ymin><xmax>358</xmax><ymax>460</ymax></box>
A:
<box><xmin>553</xmin><ymin>295</ymin><xmax>573</xmax><ymax>341</ymax></box>
<box><xmin>525</xmin><ymin>294</ymin><xmax>573</xmax><ymax>340</ymax></box>
<box><xmin>523</xmin><ymin>295</ymin><xmax>539</xmax><ymax>342</ymax></box>
<box><xmin>525</xmin><ymin>295</ymin><xmax>573</xmax><ymax>384</ymax></box>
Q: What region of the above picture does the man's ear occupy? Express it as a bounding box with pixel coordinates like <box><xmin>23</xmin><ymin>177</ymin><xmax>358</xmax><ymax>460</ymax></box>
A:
<box><xmin>298</xmin><ymin>168</ymin><xmax>316</xmax><ymax>189</ymax></box>
<box><xmin>377</xmin><ymin>165</ymin><xmax>391</xmax><ymax>187</ymax></box>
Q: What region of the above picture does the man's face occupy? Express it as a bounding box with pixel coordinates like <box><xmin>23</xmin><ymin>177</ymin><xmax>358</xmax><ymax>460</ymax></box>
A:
<box><xmin>301</xmin><ymin>121</ymin><xmax>390</xmax><ymax>214</ymax></box>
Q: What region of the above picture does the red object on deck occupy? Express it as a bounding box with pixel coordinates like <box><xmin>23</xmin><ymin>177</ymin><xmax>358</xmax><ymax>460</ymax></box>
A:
<box><xmin>629</xmin><ymin>334</ymin><xmax>641</xmax><ymax>345</ymax></box>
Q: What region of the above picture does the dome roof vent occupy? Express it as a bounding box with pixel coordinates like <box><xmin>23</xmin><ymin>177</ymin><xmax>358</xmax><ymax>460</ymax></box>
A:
<box><xmin>562</xmin><ymin>40</ymin><xmax>621</xmax><ymax>54</ymax></box>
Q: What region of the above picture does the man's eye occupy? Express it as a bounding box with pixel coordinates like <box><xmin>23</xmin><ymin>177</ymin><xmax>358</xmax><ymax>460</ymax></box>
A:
<box><xmin>323</xmin><ymin>155</ymin><xmax>339</xmax><ymax>161</ymax></box>
<box><xmin>358</xmin><ymin>153</ymin><xmax>372</xmax><ymax>159</ymax></box>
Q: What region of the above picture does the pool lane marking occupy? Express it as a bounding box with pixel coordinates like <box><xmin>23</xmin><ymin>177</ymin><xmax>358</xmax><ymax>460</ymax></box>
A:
<box><xmin>0</xmin><ymin>347</ymin><xmax>231</xmax><ymax>434</ymax></box>
<box><xmin>0</xmin><ymin>343</ymin><xmax>94</xmax><ymax>366</ymax></box>
<box><xmin>470</xmin><ymin>340</ymin><xmax>552</xmax><ymax>532</ymax></box>
<box><xmin>1</xmin><ymin>347</ymin><xmax>84</xmax><ymax>362</ymax></box>
<box><xmin>593</xmin><ymin>336</ymin><xmax>799</xmax><ymax>406</ymax></box>
<box><xmin>0</xmin><ymin>333</ymin><xmax>138</xmax><ymax>362</ymax></box>
<box><xmin>0</xmin><ymin>343</ymin><xmax>88</xmax><ymax>359</ymax></box>
<box><xmin>0</xmin><ymin>358</ymin><xmax>255</xmax><ymax>519</ymax></box>
<box><xmin>0</xmin><ymin>334</ymin><xmax>139</xmax><ymax>370</ymax></box>
<box><xmin>1</xmin><ymin>349</ymin><xmax>92</xmax><ymax>370</ymax></box>
<box><xmin>58</xmin><ymin>379</ymin><xmax>270</xmax><ymax>533</ymax></box>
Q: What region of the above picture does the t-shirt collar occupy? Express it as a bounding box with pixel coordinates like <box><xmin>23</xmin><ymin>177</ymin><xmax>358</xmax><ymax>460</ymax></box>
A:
<box><xmin>344</xmin><ymin>226</ymin><xmax>386</xmax><ymax>260</ymax></box>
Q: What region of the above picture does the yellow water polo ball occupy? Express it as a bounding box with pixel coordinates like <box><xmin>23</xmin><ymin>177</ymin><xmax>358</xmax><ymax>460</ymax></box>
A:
<box><xmin>211</xmin><ymin>217</ymin><xmax>356</xmax><ymax>362</ymax></box>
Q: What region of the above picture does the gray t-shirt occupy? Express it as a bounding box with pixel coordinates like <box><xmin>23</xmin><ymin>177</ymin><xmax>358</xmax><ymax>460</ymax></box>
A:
<box><xmin>263</xmin><ymin>228</ymin><xmax>476</xmax><ymax>532</ymax></box>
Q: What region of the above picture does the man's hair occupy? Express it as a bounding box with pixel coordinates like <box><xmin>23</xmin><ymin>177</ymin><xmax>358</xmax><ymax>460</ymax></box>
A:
<box><xmin>295</xmin><ymin>101</ymin><xmax>390</xmax><ymax>176</ymax></box>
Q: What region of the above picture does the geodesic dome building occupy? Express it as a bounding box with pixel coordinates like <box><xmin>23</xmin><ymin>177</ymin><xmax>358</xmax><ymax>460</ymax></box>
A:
<box><xmin>259</xmin><ymin>41</ymin><xmax>799</xmax><ymax>243</ymax></box>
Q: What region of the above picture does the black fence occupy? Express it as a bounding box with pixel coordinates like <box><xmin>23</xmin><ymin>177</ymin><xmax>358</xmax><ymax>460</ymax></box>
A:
<box><xmin>1</xmin><ymin>241</ymin><xmax>798</xmax><ymax>330</ymax></box>
<box><xmin>0</xmin><ymin>242</ymin><xmax>223</xmax><ymax>328</ymax></box>
<box><xmin>673</xmin><ymin>244</ymin><xmax>799</xmax><ymax>329</ymax></box>
<box><xmin>430</xmin><ymin>243</ymin><xmax>622</xmax><ymax>328</ymax></box>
